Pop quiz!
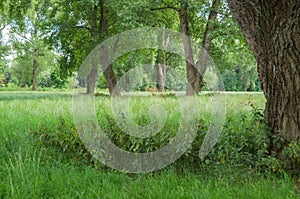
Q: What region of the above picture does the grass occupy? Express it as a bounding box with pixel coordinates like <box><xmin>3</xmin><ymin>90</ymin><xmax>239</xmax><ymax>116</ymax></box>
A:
<box><xmin>0</xmin><ymin>91</ymin><xmax>298</xmax><ymax>198</ymax></box>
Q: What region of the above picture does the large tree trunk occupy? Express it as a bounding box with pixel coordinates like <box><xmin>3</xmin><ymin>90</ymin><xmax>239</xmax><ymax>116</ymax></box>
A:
<box><xmin>227</xmin><ymin>1</ymin><xmax>300</xmax><ymax>153</ymax></box>
<box><xmin>32</xmin><ymin>49</ymin><xmax>38</xmax><ymax>91</ymax></box>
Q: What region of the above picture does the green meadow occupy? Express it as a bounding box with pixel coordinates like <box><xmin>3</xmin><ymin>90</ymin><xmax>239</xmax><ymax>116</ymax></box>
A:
<box><xmin>0</xmin><ymin>91</ymin><xmax>298</xmax><ymax>198</ymax></box>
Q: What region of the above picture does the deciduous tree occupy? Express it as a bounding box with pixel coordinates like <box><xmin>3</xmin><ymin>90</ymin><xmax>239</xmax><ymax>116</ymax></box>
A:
<box><xmin>227</xmin><ymin>0</ymin><xmax>300</xmax><ymax>154</ymax></box>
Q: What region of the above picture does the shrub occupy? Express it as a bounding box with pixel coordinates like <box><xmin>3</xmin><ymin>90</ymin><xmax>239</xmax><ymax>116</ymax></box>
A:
<box><xmin>30</xmin><ymin>117</ymin><xmax>94</xmax><ymax>166</ymax></box>
<box><xmin>30</xmin><ymin>103</ymin><xmax>298</xmax><ymax>175</ymax></box>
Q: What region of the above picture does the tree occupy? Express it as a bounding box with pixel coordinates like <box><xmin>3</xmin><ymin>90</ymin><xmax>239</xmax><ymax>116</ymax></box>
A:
<box><xmin>53</xmin><ymin>0</ymin><xmax>124</xmax><ymax>95</ymax></box>
<box><xmin>8</xmin><ymin>0</ymin><xmax>55</xmax><ymax>91</ymax></box>
<box><xmin>227</xmin><ymin>0</ymin><xmax>300</xmax><ymax>153</ymax></box>
<box><xmin>0</xmin><ymin>33</ymin><xmax>9</xmax><ymax>87</ymax></box>
<box><xmin>10</xmin><ymin>44</ymin><xmax>56</xmax><ymax>88</ymax></box>
<box><xmin>151</xmin><ymin>0</ymin><xmax>221</xmax><ymax>95</ymax></box>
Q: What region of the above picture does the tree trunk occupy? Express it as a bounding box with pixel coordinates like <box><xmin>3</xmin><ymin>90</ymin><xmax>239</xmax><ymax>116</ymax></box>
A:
<box><xmin>156</xmin><ymin>51</ymin><xmax>167</xmax><ymax>92</ymax></box>
<box><xmin>180</xmin><ymin>0</ymin><xmax>220</xmax><ymax>95</ymax></box>
<box><xmin>227</xmin><ymin>1</ymin><xmax>300</xmax><ymax>153</ymax></box>
<box><xmin>32</xmin><ymin>49</ymin><xmax>38</xmax><ymax>91</ymax></box>
<box><xmin>86</xmin><ymin>58</ymin><xmax>98</xmax><ymax>95</ymax></box>
<box><xmin>196</xmin><ymin>0</ymin><xmax>220</xmax><ymax>92</ymax></box>
<box><xmin>179</xmin><ymin>0</ymin><xmax>197</xmax><ymax>96</ymax></box>
<box><xmin>155</xmin><ymin>32</ymin><xmax>169</xmax><ymax>92</ymax></box>
<box><xmin>101</xmin><ymin>51</ymin><xmax>120</xmax><ymax>96</ymax></box>
<box><xmin>86</xmin><ymin>0</ymin><xmax>120</xmax><ymax>96</ymax></box>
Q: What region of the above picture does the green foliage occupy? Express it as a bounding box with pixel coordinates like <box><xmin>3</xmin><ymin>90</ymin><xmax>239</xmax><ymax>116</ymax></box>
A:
<box><xmin>30</xmin><ymin>116</ymin><xmax>94</xmax><ymax>166</ymax></box>
<box><xmin>198</xmin><ymin>105</ymin><xmax>268</xmax><ymax>166</ymax></box>
<box><xmin>5</xmin><ymin>0</ymin><xmax>58</xmax><ymax>90</ymax></box>
<box><xmin>38</xmin><ymin>70</ymin><xmax>52</xmax><ymax>88</ymax></box>
<box><xmin>28</xmin><ymin>94</ymin><xmax>298</xmax><ymax>176</ymax></box>
<box><xmin>38</xmin><ymin>68</ymin><xmax>67</xmax><ymax>88</ymax></box>
<box><xmin>3</xmin><ymin>0</ymin><xmax>259</xmax><ymax>92</ymax></box>
<box><xmin>10</xmin><ymin>54</ymin><xmax>32</xmax><ymax>87</ymax></box>
<box><xmin>222</xmin><ymin>69</ymin><xmax>261</xmax><ymax>91</ymax></box>
<box><xmin>281</xmin><ymin>141</ymin><xmax>300</xmax><ymax>176</ymax></box>
<box><xmin>0</xmin><ymin>71</ymin><xmax>11</xmax><ymax>87</ymax></box>
<box><xmin>10</xmin><ymin>43</ymin><xmax>59</xmax><ymax>88</ymax></box>
<box><xmin>1</xmin><ymin>92</ymin><xmax>298</xmax><ymax>198</ymax></box>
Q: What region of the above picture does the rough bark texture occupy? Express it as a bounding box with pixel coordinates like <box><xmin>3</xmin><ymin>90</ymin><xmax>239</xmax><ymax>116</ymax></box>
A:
<box><xmin>227</xmin><ymin>0</ymin><xmax>300</xmax><ymax>151</ymax></box>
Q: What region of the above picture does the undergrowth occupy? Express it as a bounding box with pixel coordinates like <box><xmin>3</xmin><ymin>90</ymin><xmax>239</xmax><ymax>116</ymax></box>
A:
<box><xmin>30</xmin><ymin>101</ymin><xmax>300</xmax><ymax>177</ymax></box>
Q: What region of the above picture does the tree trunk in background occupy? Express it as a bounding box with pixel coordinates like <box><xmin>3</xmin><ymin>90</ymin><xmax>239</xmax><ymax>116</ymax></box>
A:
<box><xmin>156</xmin><ymin>51</ymin><xmax>167</xmax><ymax>92</ymax></box>
<box><xmin>87</xmin><ymin>59</ymin><xmax>98</xmax><ymax>95</ymax></box>
<box><xmin>101</xmin><ymin>48</ymin><xmax>120</xmax><ymax>96</ymax></box>
<box><xmin>180</xmin><ymin>0</ymin><xmax>220</xmax><ymax>95</ymax></box>
<box><xmin>86</xmin><ymin>0</ymin><xmax>120</xmax><ymax>96</ymax></box>
<box><xmin>227</xmin><ymin>0</ymin><xmax>300</xmax><ymax>153</ymax></box>
<box><xmin>32</xmin><ymin>49</ymin><xmax>38</xmax><ymax>91</ymax></box>
<box><xmin>179</xmin><ymin>0</ymin><xmax>197</xmax><ymax>95</ymax></box>
<box><xmin>196</xmin><ymin>0</ymin><xmax>220</xmax><ymax>92</ymax></box>
<box><xmin>156</xmin><ymin>32</ymin><xmax>169</xmax><ymax>92</ymax></box>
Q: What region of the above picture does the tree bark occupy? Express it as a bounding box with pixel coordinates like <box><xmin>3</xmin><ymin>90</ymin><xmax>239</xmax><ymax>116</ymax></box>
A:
<box><xmin>86</xmin><ymin>58</ymin><xmax>98</xmax><ymax>95</ymax></box>
<box><xmin>156</xmin><ymin>51</ymin><xmax>166</xmax><ymax>92</ymax></box>
<box><xmin>151</xmin><ymin>0</ymin><xmax>219</xmax><ymax>95</ymax></box>
<box><xmin>100</xmin><ymin>47</ymin><xmax>120</xmax><ymax>96</ymax></box>
<box><xmin>86</xmin><ymin>0</ymin><xmax>120</xmax><ymax>96</ymax></box>
<box><xmin>196</xmin><ymin>0</ymin><xmax>220</xmax><ymax>92</ymax></box>
<box><xmin>156</xmin><ymin>32</ymin><xmax>169</xmax><ymax>92</ymax></box>
<box><xmin>180</xmin><ymin>0</ymin><xmax>220</xmax><ymax>95</ymax></box>
<box><xmin>227</xmin><ymin>0</ymin><xmax>300</xmax><ymax>152</ymax></box>
<box><xmin>179</xmin><ymin>0</ymin><xmax>197</xmax><ymax>95</ymax></box>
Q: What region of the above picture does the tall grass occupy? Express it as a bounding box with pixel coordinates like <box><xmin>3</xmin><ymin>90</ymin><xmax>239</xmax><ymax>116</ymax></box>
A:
<box><xmin>0</xmin><ymin>91</ymin><xmax>298</xmax><ymax>198</ymax></box>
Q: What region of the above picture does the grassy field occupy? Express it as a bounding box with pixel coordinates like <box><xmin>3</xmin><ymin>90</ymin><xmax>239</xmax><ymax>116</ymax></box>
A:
<box><xmin>0</xmin><ymin>91</ymin><xmax>298</xmax><ymax>198</ymax></box>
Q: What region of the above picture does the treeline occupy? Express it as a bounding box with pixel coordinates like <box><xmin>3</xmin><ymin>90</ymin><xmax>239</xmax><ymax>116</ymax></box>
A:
<box><xmin>0</xmin><ymin>0</ymin><xmax>260</xmax><ymax>92</ymax></box>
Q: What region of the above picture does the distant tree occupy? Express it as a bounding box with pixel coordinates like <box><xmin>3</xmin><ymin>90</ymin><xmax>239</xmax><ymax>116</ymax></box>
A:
<box><xmin>8</xmin><ymin>0</ymin><xmax>55</xmax><ymax>91</ymax></box>
<box><xmin>52</xmin><ymin>0</ymin><xmax>121</xmax><ymax>95</ymax></box>
<box><xmin>151</xmin><ymin>0</ymin><xmax>221</xmax><ymax>95</ymax></box>
<box><xmin>10</xmin><ymin>46</ymin><xmax>56</xmax><ymax>88</ymax></box>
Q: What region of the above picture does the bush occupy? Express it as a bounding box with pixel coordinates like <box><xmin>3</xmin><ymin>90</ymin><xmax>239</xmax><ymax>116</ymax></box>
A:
<box><xmin>30</xmin><ymin>117</ymin><xmax>94</xmax><ymax>166</ymax></box>
<box><xmin>37</xmin><ymin>69</ymin><xmax>68</xmax><ymax>89</ymax></box>
<box><xmin>30</xmin><ymin>104</ymin><xmax>298</xmax><ymax>175</ymax></box>
<box><xmin>281</xmin><ymin>141</ymin><xmax>300</xmax><ymax>176</ymax></box>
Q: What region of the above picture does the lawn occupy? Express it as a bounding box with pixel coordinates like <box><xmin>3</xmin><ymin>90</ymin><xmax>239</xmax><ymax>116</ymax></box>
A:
<box><xmin>0</xmin><ymin>91</ymin><xmax>298</xmax><ymax>198</ymax></box>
